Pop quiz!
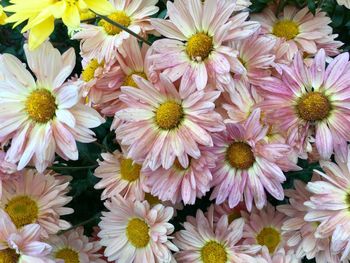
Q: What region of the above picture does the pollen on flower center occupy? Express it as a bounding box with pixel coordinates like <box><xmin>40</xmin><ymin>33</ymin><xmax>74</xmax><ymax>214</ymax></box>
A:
<box><xmin>201</xmin><ymin>241</ymin><xmax>227</xmax><ymax>263</ymax></box>
<box><xmin>256</xmin><ymin>227</ymin><xmax>281</xmax><ymax>254</ymax></box>
<box><xmin>55</xmin><ymin>247</ymin><xmax>80</xmax><ymax>263</ymax></box>
<box><xmin>186</xmin><ymin>32</ymin><xmax>213</xmax><ymax>61</ymax></box>
<box><xmin>123</xmin><ymin>72</ymin><xmax>147</xmax><ymax>88</ymax></box>
<box><xmin>5</xmin><ymin>195</ymin><xmax>39</xmax><ymax>228</ymax></box>
<box><xmin>144</xmin><ymin>193</ymin><xmax>162</xmax><ymax>206</ymax></box>
<box><xmin>126</xmin><ymin>218</ymin><xmax>150</xmax><ymax>248</ymax></box>
<box><xmin>25</xmin><ymin>88</ymin><xmax>57</xmax><ymax>123</ymax></box>
<box><xmin>120</xmin><ymin>158</ymin><xmax>141</xmax><ymax>182</ymax></box>
<box><xmin>82</xmin><ymin>59</ymin><xmax>102</xmax><ymax>82</ymax></box>
<box><xmin>99</xmin><ymin>11</ymin><xmax>131</xmax><ymax>35</ymax></box>
<box><xmin>155</xmin><ymin>101</ymin><xmax>184</xmax><ymax>130</ymax></box>
<box><xmin>272</xmin><ymin>20</ymin><xmax>299</xmax><ymax>40</ymax></box>
<box><xmin>0</xmin><ymin>248</ymin><xmax>19</xmax><ymax>263</ymax></box>
<box><xmin>296</xmin><ymin>92</ymin><xmax>331</xmax><ymax>121</ymax></box>
<box><xmin>226</xmin><ymin>142</ymin><xmax>255</xmax><ymax>169</ymax></box>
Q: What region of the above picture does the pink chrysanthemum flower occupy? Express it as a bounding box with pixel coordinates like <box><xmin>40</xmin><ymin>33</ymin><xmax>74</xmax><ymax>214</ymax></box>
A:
<box><xmin>0</xmin><ymin>209</ymin><xmax>54</xmax><ymax>263</ymax></box>
<box><xmin>242</xmin><ymin>203</ymin><xmax>288</xmax><ymax>257</ymax></box>
<box><xmin>94</xmin><ymin>150</ymin><xmax>146</xmax><ymax>201</ymax></box>
<box><xmin>331</xmin><ymin>225</ymin><xmax>350</xmax><ymax>262</ymax></box>
<box><xmin>150</xmin><ymin>0</ymin><xmax>259</xmax><ymax>97</ymax></box>
<box><xmin>251</xmin><ymin>5</ymin><xmax>342</xmax><ymax>58</ymax></box>
<box><xmin>48</xmin><ymin>227</ymin><xmax>105</xmax><ymax>263</ymax></box>
<box><xmin>143</xmin><ymin>146</ymin><xmax>215</xmax><ymax>205</ymax></box>
<box><xmin>277</xmin><ymin>179</ymin><xmax>337</xmax><ymax>262</ymax></box>
<box><xmin>115</xmin><ymin>74</ymin><xmax>224</xmax><ymax>170</ymax></box>
<box><xmin>260</xmin><ymin>49</ymin><xmax>350</xmax><ymax>161</ymax></box>
<box><xmin>210</xmin><ymin>108</ymin><xmax>296</xmax><ymax>211</ymax></box>
<box><xmin>174</xmin><ymin>205</ymin><xmax>261</xmax><ymax>263</ymax></box>
<box><xmin>98</xmin><ymin>195</ymin><xmax>178</xmax><ymax>263</ymax></box>
<box><xmin>73</xmin><ymin>0</ymin><xmax>159</xmax><ymax>63</ymax></box>
<box><xmin>0</xmin><ymin>41</ymin><xmax>104</xmax><ymax>172</ymax></box>
<box><xmin>257</xmin><ymin>247</ymin><xmax>300</xmax><ymax>263</ymax></box>
<box><xmin>0</xmin><ymin>169</ymin><xmax>73</xmax><ymax>238</ymax></box>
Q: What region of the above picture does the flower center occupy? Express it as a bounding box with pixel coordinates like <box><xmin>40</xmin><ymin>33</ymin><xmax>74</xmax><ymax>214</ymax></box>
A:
<box><xmin>55</xmin><ymin>247</ymin><xmax>80</xmax><ymax>263</ymax></box>
<box><xmin>99</xmin><ymin>11</ymin><xmax>131</xmax><ymax>35</ymax></box>
<box><xmin>228</xmin><ymin>210</ymin><xmax>241</xmax><ymax>224</ymax></box>
<box><xmin>123</xmin><ymin>72</ymin><xmax>147</xmax><ymax>88</ymax></box>
<box><xmin>25</xmin><ymin>88</ymin><xmax>57</xmax><ymax>123</ymax></box>
<box><xmin>120</xmin><ymin>158</ymin><xmax>141</xmax><ymax>182</ymax></box>
<box><xmin>155</xmin><ymin>101</ymin><xmax>184</xmax><ymax>130</ymax></box>
<box><xmin>272</xmin><ymin>20</ymin><xmax>299</xmax><ymax>40</ymax></box>
<box><xmin>201</xmin><ymin>241</ymin><xmax>227</xmax><ymax>263</ymax></box>
<box><xmin>144</xmin><ymin>193</ymin><xmax>162</xmax><ymax>206</ymax></box>
<box><xmin>126</xmin><ymin>218</ymin><xmax>150</xmax><ymax>248</ymax></box>
<box><xmin>0</xmin><ymin>248</ymin><xmax>19</xmax><ymax>263</ymax></box>
<box><xmin>186</xmin><ymin>32</ymin><xmax>213</xmax><ymax>61</ymax></box>
<box><xmin>82</xmin><ymin>59</ymin><xmax>102</xmax><ymax>82</ymax></box>
<box><xmin>296</xmin><ymin>92</ymin><xmax>331</xmax><ymax>121</ymax></box>
<box><xmin>226</xmin><ymin>142</ymin><xmax>255</xmax><ymax>169</ymax></box>
<box><xmin>5</xmin><ymin>195</ymin><xmax>39</xmax><ymax>228</ymax></box>
<box><xmin>256</xmin><ymin>227</ymin><xmax>281</xmax><ymax>254</ymax></box>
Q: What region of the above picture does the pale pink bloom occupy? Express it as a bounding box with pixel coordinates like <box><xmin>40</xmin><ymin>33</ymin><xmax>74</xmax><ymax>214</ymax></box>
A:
<box><xmin>251</xmin><ymin>5</ymin><xmax>342</xmax><ymax>58</ymax></box>
<box><xmin>212</xmin><ymin>201</ymin><xmax>247</xmax><ymax>224</ymax></box>
<box><xmin>257</xmin><ymin>247</ymin><xmax>300</xmax><ymax>263</ymax></box>
<box><xmin>277</xmin><ymin>179</ymin><xmax>337</xmax><ymax>262</ymax></box>
<box><xmin>259</xmin><ymin>49</ymin><xmax>350</xmax><ymax>161</ymax></box>
<box><xmin>0</xmin><ymin>169</ymin><xmax>73</xmax><ymax>238</ymax></box>
<box><xmin>0</xmin><ymin>150</ymin><xmax>20</xmax><ymax>198</ymax></box>
<box><xmin>150</xmin><ymin>0</ymin><xmax>259</xmax><ymax>97</ymax></box>
<box><xmin>174</xmin><ymin>205</ymin><xmax>261</xmax><ymax>263</ymax></box>
<box><xmin>143</xmin><ymin>146</ymin><xmax>216</xmax><ymax>205</ymax></box>
<box><xmin>0</xmin><ymin>209</ymin><xmax>54</xmax><ymax>263</ymax></box>
<box><xmin>115</xmin><ymin>74</ymin><xmax>224</xmax><ymax>170</ymax></box>
<box><xmin>242</xmin><ymin>203</ymin><xmax>288</xmax><ymax>256</ymax></box>
<box><xmin>0</xmin><ymin>41</ymin><xmax>104</xmax><ymax>172</ymax></box>
<box><xmin>94</xmin><ymin>150</ymin><xmax>146</xmax><ymax>201</ymax></box>
<box><xmin>233</xmin><ymin>0</ymin><xmax>252</xmax><ymax>11</ymax></box>
<box><xmin>330</xmin><ymin>225</ymin><xmax>350</xmax><ymax>262</ymax></box>
<box><xmin>98</xmin><ymin>195</ymin><xmax>178</xmax><ymax>263</ymax></box>
<box><xmin>48</xmin><ymin>227</ymin><xmax>105</xmax><ymax>263</ymax></box>
<box><xmin>210</xmin><ymin>108</ymin><xmax>295</xmax><ymax>211</ymax></box>
<box><xmin>73</xmin><ymin>0</ymin><xmax>159</xmax><ymax>63</ymax></box>
<box><xmin>336</xmin><ymin>0</ymin><xmax>350</xmax><ymax>9</ymax></box>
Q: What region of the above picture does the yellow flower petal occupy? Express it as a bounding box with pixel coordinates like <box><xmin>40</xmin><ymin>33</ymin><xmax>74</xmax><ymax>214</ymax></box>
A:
<box><xmin>28</xmin><ymin>16</ymin><xmax>55</xmax><ymax>50</ymax></box>
<box><xmin>83</xmin><ymin>0</ymin><xmax>113</xmax><ymax>16</ymax></box>
<box><xmin>62</xmin><ymin>5</ymin><xmax>80</xmax><ymax>28</ymax></box>
<box><xmin>0</xmin><ymin>5</ymin><xmax>7</xmax><ymax>25</ymax></box>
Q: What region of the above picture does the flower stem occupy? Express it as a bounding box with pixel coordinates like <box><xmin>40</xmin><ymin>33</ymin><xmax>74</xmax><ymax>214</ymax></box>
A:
<box><xmin>59</xmin><ymin>213</ymin><xmax>102</xmax><ymax>234</ymax></box>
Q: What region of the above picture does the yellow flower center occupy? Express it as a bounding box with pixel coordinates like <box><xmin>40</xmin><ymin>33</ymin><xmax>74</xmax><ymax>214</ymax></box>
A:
<box><xmin>256</xmin><ymin>227</ymin><xmax>281</xmax><ymax>254</ymax></box>
<box><xmin>126</xmin><ymin>218</ymin><xmax>150</xmax><ymax>248</ymax></box>
<box><xmin>228</xmin><ymin>210</ymin><xmax>241</xmax><ymax>224</ymax></box>
<box><xmin>144</xmin><ymin>193</ymin><xmax>162</xmax><ymax>206</ymax></box>
<box><xmin>99</xmin><ymin>11</ymin><xmax>131</xmax><ymax>35</ymax></box>
<box><xmin>25</xmin><ymin>88</ymin><xmax>57</xmax><ymax>123</ymax></box>
<box><xmin>155</xmin><ymin>101</ymin><xmax>184</xmax><ymax>130</ymax></box>
<box><xmin>55</xmin><ymin>248</ymin><xmax>80</xmax><ymax>263</ymax></box>
<box><xmin>0</xmin><ymin>248</ymin><xmax>19</xmax><ymax>263</ymax></box>
<box><xmin>186</xmin><ymin>32</ymin><xmax>213</xmax><ymax>61</ymax></box>
<box><xmin>272</xmin><ymin>20</ymin><xmax>299</xmax><ymax>40</ymax></box>
<box><xmin>82</xmin><ymin>59</ymin><xmax>102</xmax><ymax>82</ymax></box>
<box><xmin>226</xmin><ymin>142</ymin><xmax>255</xmax><ymax>170</ymax></box>
<box><xmin>201</xmin><ymin>241</ymin><xmax>227</xmax><ymax>263</ymax></box>
<box><xmin>5</xmin><ymin>195</ymin><xmax>39</xmax><ymax>229</ymax></box>
<box><xmin>120</xmin><ymin>158</ymin><xmax>141</xmax><ymax>182</ymax></box>
<box><xmin>296</xmin><ymin>92</ymin><xmax>331</xmax><ymax>121</ymax></box>
<box><xmin>123</xmin><ymin>72</ymin><xmax>148</xmax><ymax>88</ymax></box>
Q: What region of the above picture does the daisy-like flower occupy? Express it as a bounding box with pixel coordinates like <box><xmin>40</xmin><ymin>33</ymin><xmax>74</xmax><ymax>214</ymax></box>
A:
<box><xmin>0</xmin><ymin>41</ymin><xmax>104</xmax><ymax>172</ymax></box>
<box><xmin>242</xmin><ymin>203</ymin><xmax>288</xmax><ymax>257</ymax></box>
<box><xmin>174</xmin><ymin>205</ymin><xmax>261</xmax><ymax>263</ymax></box>
<box><xmin>143</xmin><ymin>146</ymin><xmax>216</xmax><ymax>205</ymax></box>
<box><xmin>251</xmin><ymin>5</ymin><xmax>342</xmax><ymax>58</ymax></box>
<box><xmin>48</xmin><ymin>227</ymin><xmax>105</xmax><ymax>263</ymax></box>
<box><xmin>0</xmin><ymin>209</ymin><xmax>54</xmax><ymax>263</ymax></box>
<box><xmin>94</xmin><ymin>149</ymin><xmax>146</xmax><ymax>201</ymax></box>
<box><xmin>257</xmin><ymin>247</ymin><xmax>300</xmax><ymax>263</ymax></box>
<box><xmin>73</xmin><ymin>0</ymin><xmax>159</xmax><ymax>63</ymax></box>
<box><xmin>277</xmin><ymin>179</ymin><xmax>338</xmax><ymax>262</ymax></box>
<box><xmin>210</xmin><ymin>108</ymin><xmax>296</xmax><ymax>211</ymax></box>
<box><xmin>115</xmin><ymin>74</ymin><xmax>224</xmax><ymax>170</ymax></box>
<box><xmin>260</xmin><ymin>49</ymin><xmax>350</xmax><ymax>161</ymax></box>
<box><xmin>4</xmin><ymin>0</ymin><xmax>113</xmax><ymax>50</ymax></box>
<box><xmin>0</xmin><ymin>169</ymin><xmax>73</xmax><ymax>238</ymax></box>
<box><xmin>98</xmin><ymin>195</ymin><xmax>178</xmax><ymax>263</ymax></box>
<box><xmin>150</xmin><ymin>0</ymin><xmax>259</xmax><ymax>97</ymax></box>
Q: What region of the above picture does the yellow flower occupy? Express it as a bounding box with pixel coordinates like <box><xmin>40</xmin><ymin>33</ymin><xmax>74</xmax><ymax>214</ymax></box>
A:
<box><xmin>5</xmin><ymin>0</ymin><xmax>113</xmax><ymax>50</ymax></box>
<box><xmin>0</xmin><ymin>5</ymin><xmax>7</xmax><ymax>25</ymax></box>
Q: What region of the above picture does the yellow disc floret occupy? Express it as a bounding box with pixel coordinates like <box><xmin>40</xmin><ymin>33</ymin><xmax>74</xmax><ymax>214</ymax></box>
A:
<box><xmin>0</xmin><ymin>248</ymin><xmax>19</xmax><ymax>263</ymax></box>
<box><xmin>126</xmin><ymin>218</ymin><xmax>150</xmax><ymax>248</ymax></box>
<box><xmin>99</xmin><ymin>11</ymin><xmax>131</xmax><ymax>35</ymax></box>
<box><xmin>25</xmin><ymin>88</ymin><xmax>57</xmax><ymax>123</ymax></box>
<box><xmin>186</xmin><ymin>33</ymin><xmax>213</xmax><ymax>61</ymax></box>
<box><xmin>55</xmin><ymin>247</ymin><xmax>80</xmax><ymax>263</ymax></box>
<box><xmin>120</xmin><ymin>158</ymin><xmax>141</xmax><ymax>182</ymax></box>
<box><xmin>272</xmin><ymin>20</ymin><xmax>299</xmax><ymax>40</ymax></box>
<box><xmin>82</xmin><ymin>59</ymin><xmax>102</xmax><ymax>82</ymax></box>
<box><xmin>123</xmin><ymin>72</ymin><xmax>147</xmax><ymax>88</ymax></box>
<box><xmin>155</xmin><ymin>101</ymin><xmax>184</xmax><ymax>130</ymax></box>
<box><xmin>226</xmin><ymin>142</ymin><xmax>255</xmax><ymax>170</ymax></box>
<box><xmin>256</xmin><ymin>227</ymin><xmax>281</xmax><ymax>254</ymax></box>
<box><xmin>201</xmin><ymin>241</ymin><xmax>227</xmax><ymax>263</ymax></box>
<box><xmin>296</xmin><ymin>92</ymin><xmax>331</xmax><ymax>121</ymax></box>
<box><xmin>5</xmin><ymin>195</ymin><xmax>39</xmax><ymax>228</ymax></box>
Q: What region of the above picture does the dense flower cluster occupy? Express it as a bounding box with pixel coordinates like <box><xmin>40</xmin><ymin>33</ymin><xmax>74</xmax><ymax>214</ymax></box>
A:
<box><xmin>1</xmin><ymin>0</ymin><xmax>350</xmax><ymax>262</ymax></box>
